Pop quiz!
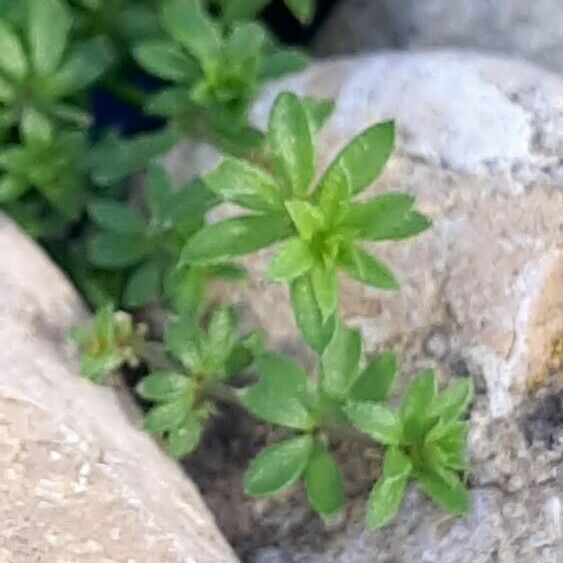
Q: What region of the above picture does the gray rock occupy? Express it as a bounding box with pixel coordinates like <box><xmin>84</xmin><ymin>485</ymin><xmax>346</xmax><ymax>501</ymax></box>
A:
<box><xmin>0</xmin><ymin>214</ymin><xmax>238</xmax><ymax>562</ymax></box>
<box><xmin>315</xmin><ymin>0</ymin><xmax>563</xmax><ymax>74</ymax></box>
<box><xmin>166</xmin><ymin>51</ymin><xmax>563</xmax><ymax>561</ymax></box>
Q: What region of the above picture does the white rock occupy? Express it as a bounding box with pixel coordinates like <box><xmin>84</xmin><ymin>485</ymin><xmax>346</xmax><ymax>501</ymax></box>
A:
<box><xmin>315</xmin><ymin>0</ymin><xmax>563</xmax><ymax>75</ymax></box>
<box><xmin>0</xmin><ymin>214</ymin><xmax>238</xmax><ymax>562</ymax></box>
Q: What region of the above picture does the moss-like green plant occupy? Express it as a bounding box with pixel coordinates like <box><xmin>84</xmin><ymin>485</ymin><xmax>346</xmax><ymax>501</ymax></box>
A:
<box><xmin>71</xmin><ymin>305</ymin><xmax>147</xmax><ymax>383</ymax></box>
<box><xmin>0</xmin><ymin>0</ymin><xmax>113</xmax><ymax>133</ymax></box>
<box><xmin>137</xmin><ymin>307</ymin><xmax>263</xmax><ymax>457</ymax></box>
<box><xmin>133</xmin><ymin>0</ymin><xmax>308</xmax><ymax>153</ymax></box>
<box><xmin>345</xmin><ymin>371</ymin><xmax>473</xmax><ymax>528</ymax></box>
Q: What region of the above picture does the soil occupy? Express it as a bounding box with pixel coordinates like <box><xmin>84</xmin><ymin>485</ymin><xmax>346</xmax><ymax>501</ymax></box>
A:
<box><xmin>184</xmin><ymin>401</ymin><xmax>382</xmax><ymax>562</ymax></box>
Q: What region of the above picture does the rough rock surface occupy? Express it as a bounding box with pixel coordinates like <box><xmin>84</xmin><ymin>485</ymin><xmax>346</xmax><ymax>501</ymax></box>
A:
<box><xmin>166</xmin><ymin>51</ymin><xmax>563</xmax><ymax>562</ymax></box>
<box><xmin>314</xmin><ymin>0</ymin><xmax>563</xmax><ymax>75</ymax></box>
<box><xmin>0</xmin><ymin>214</ymin><xmax>238</xmax><ymax>562</ymax></box>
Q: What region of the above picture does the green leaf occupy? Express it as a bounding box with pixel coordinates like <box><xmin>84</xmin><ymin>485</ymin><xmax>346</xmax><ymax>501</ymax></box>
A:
<box><xmin>90</xmin><ymin>130</ymin><xmax>178</xmax><ymax>186</ymax></box>
<box><xmin>0</xmin><ymin>176</ymin><xmax>28</xmax><ymax>202</ymax></box>
<box><xmin>145</xmin><ymin>86</ymin><xmax>190</xmax><ymax>117</ymax></box>
<box><xmin>242</xmin><ymin>353</ymin><xmax>314</xmax><ymax>430</ymax></box>
<box><xmin>169</xmin><ymin>178</ymin><xmax>218</xmax><ymax>236</ymax></box>
<box><xmin>431</xmin><ymin>378</ymin><xmax>474</xmax><ymax>422</ymax></box>
<box><xmin>161</xmin><ymin>0</ymin><xmax>220</xmax><ymax>63</ymax></box>
<box><xmin>338</xmin><ymin>244</ymin><xmax>398</xmax><ymax>290</ymax></box>
<box><xmin>311</xmin><ymin>265</ymin><xmax>338</xmax><ymax>322</ymax></box>
<box><xmin>204</xmin><ymin>157</ymin><xmax>282</xmax><ymax>212</ymax></box>
<box><xmin>260</xmin><ymin>48</ymin><xmax>309</xmax><ymax>80</ymax></box>
<box><xmin>165</xmin><ymin>316</ymin><xmax>202</xmax><ymax>373</ymax></box>
<box><xmin>415</xmin><ymin>468</ymin><xmax>471</xmax><ymax>515</ymax></box>
<box><xmin>144</xmin><ymin>399</ymin><xmax>189</xmax><ymax>434</ymax></box>
<box><xmin>89</xmin><ymin>200</ymin><xmax>146</xmax><ymax>235</ymax></box>
<box><xmin>136</xmin><ymin>371</ymin><xmax>192</xmax><ymax>402</ymax></box>
<box><xmin>290</xmin><ymin>275</ymin><xmax>335</xmax><ymax>354</ymax></box>
<box><xmin>268</xmin><ymin>92</ymin><xmax>315</xmax><ymax>196</ymax></box>
<box><xmin>28</xmin><ymin>0</ymin><xmax>71</xmax><ymax>75</ymax></box>
<box><xmin>146</xmin><ymin>164</ymin><xmax>173</xmax><ymax>223</ymax></box>
<box><xmin>342</xmin><ymin>193</ymin><xmax>431</xmax><ymax>241</ymax></box>
<box><xmin>88</xmin><ymin>233</ymin><xmax>150</xmax><ymax>269</ymax></box>
<box><xmin>133</xmin><ymin>39</ymin><xmax>197</xmax><ymax>81</ymax></box>
<box><xmin>227</xmin><ymin>21</ymin><xmax>265</xmax><ymax>61</ymax></box>
<box><xmin>367</xmin><ymin>447</ymin><xmax>412</xmax><ymax>529</ymax></box>
<box><xmin>349</xmin><ymin>351</ymin><xmax>397</xmax><ymax>402</ymax></box>
<box><xmin>400</xmin><ymin>369</ymin><xmax>438</xmax><ymax>443</ymax></box>
<box><xmin>0</xmin><ymin>21</ymin><xmax>27</xmax><ymax>80</ymax></box>
<box><xmin>344</xmin><ymin>402</ymin><xmax>403</xmax><ymax>445</ymax></box>
<box><xmin>220</xmin><ymin>0</ymin><xmax>270</xmax><ymax>22</ymax></box>
<box><xmin>53</xmin><ymin>37</ymin><xmax>114</xmax><ymax>95</ymax></box>
<box><xmin>180</xmin><ymin>213</ymin><xmax>292</xmax><ymax>266</ymax></box>
<box><xmin>284</xmin><ymin>0</ymin><xmax>315</xmax><ymax>24</ymax></box>
<box><xmin>305</xmin><ymin>441</ymin><xmax>344</xmax><ymax>518</ymax></box>
<box><xmin>203</xmin><ymin>306</ymin><xmax>237</xmax><ymax>371</ymax></box>
<box><xmin>124</xmin><ymin>260</ymin><xmax>162</xmax><ymax>309</ymax></box>
<box><xmin>317</xmin><ymin>121</ymin><xmax>395</xmax><ymax>198</ymax></box>
<box><xmin>0</xmin><ymin>74</ymin><xmax>14</xmax><ymax>102</ymax></box>
<box><xmin>20</xmin><ymin>108</ymin><xmax>53</xmax><ymax>145</ymax></box>
<box><xmin>321</xmin><ymin>323</ymin><xmax>362</xmax><ymax>400</ymax></box>
<box><xmin>285</xmin><ymin>200</ymin><xmax>325</xmax><ymax>241</ymax></box>
<box><xmin>267</xmin><ymin>237</ymin><xmax>314</xmax><ymax>282</ymax></box>
<box><xmin>168</xmin><ymin>266</ymin><xmax>206</xmax><ymax>317</ymax></box>
<box><xmin>302</xmin><ymin>97</ymin><xmax>334</xmax><ymax>133</ymax></box>
<box><xmin>245</xmin><ymin>435</ymin><xmax>313</xmax><ymax>496</ymax></box>
<box><xmin>167</xmin><ymin>412</ymin><xmax>204</xmax><ymax>458</ymax></box>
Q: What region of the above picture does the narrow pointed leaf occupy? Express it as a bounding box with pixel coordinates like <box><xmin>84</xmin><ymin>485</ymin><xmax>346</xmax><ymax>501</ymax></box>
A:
<box><xmin>136</xmin><ymin>371</ymin><xmax>192</xmax><ymax>402</ymax></box>
<box><xmin>260</xmin><ymin>48</ymin><xmax>309</xmax><ymax>80</ymax></box>
<box><xmin>181</xmin><ymin>214</ymin><xmax>292</xmax><ymax>266</ymax></box>
<box><xmin>367</xmin><ymin>447</ymin><xmax>412</xmax><ymax>529</ymax></box>
<box><xmin>415</xmin><ymin>468</ymin><xmax>471</xmax><ymax>515</ymax></box>
<box><xmin>343</xmin><ymin>193</ymin><xmax>431</xmax><ymax>241</ymax></box>
<box><xmin>267</xmin><ymin>237</ymin><xmax>314</xmax><ymax>282</ymax></box>
<box><xmin>321</xmin><ymin>323</ymin><xmax>362</xmax><ymax>400</ymax></box>
<box><xmin>88</xmin><ymin>233</ymin><xmax>150</xmax><ymax>269</ymax></box>
<box><xmin>204</xmin><ymin>157</ymin><xmax>282</xmax><ymax>212</ymax></box>
<box><xmin>284</xmin><ymin>0</ymin><xmax>315</xmax><ymax>24</ymax></box>
<box><xmin>144</xmin><ymin>399</ymin><xmax>189</xmax><ymax>434</ymax></box>
<box><xmin>317</xmin><ymin>121</ymin><xmax>395</xmax><ymax>197</ymax></box>
<box><xmin>344</xmin><ymin>402</ymin><xmax>403</xmax><ymax>445</ymax></box>
<box><xmin>245</xmin><ymin>435</ymin><xmax>313</xmax><ymax>496</ymax></box>
<box><xmin>242</xmin><ymin>353</ymin><xmax>314</xmax><ymax>430</ymax></box>
<box><xmin>305</xmin><ymin>441</ymin><xmax>344</xmax><ymax>518</ymax></box>
<box><xmin>349</xmin><ymin>351</ymin><xmax>397</xmax><ymax>402</ymax></box>
<box><xmin>431</xmin><ymin>378</ymin><xmax>474</xmax><ymax>422</ymax></box>
<box><xmin>401</xmin><ymin>369</ymin><xmax>438</xmax><ymax>443</ymax></box>
<box><xmin>268</xmin><ymin>92</ymin><xmax>314</xmax><ymax>196</ymax></box>
<box><xmin>167</xmin><ymin>412</ymin><xmax>204</xmax><ymax>458</ymax></box>
<box><xmin>0</xmin><ymin>21</ymin><xmax>27</xmax><ymax>80</ymax></box>
<box><xmin>339</xmin><ymin>244</ymin><xmax>398</xmax><ymax>290</ymax></box>
<box><xmin>28</xmin><ymin>0</ymin><xmax>71</xmax><ymax>74</ymax></box>
<box><xmin>290</xmin><ymin>275</ymin><xmax>335</xmax><ymax>353</ymax></box>
<box><xmin>53</xmin><ymin>37</ymin><xmax>114</xmax><ymax>94</ymax></box>
<box><xmin>311</xmin><ymin>265</ymin><xmax>338</xmax><ymax>322</ymax></box>
<box><xmin>124</xmin><ymin>260</ymin><xmax>162</xmax><ymax>309</ymax></box>
<box><xmin>89</xmin><ymin>200</ymin><xmax>146</xmax><ymax>235</ymax></box>
<box><xmin>161</xmin><ymin>0</ymin><xmax>220</xmax><ymax>62</ymax></box>
<box><xmin>285</xmin><ymin>200</ymin><xmax>325</xmax><ymax>241</ymax></box>
<box><xmin>134</xmin><ymin>40</ymin><xmax>197</xmax><ymax>81</ymax></box>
